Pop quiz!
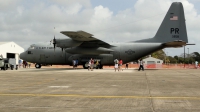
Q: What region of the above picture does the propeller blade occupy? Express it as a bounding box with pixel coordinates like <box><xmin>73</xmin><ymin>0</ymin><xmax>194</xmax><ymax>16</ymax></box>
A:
<box><xmin>61</xmin><ymin>48</ymin><xmax>64</xmax><ymax>57</ymax></box>
<box><xmin>53</xmin><ymin>36</ymin><xmax>56</xmax><ymax>51</ymax></box>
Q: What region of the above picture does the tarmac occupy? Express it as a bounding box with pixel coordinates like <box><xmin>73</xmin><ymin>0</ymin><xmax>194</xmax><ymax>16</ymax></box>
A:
<box><xmin>0</xmin><ymin>68</ymin><xmax>200</xmax><ymax>112</ymax></box>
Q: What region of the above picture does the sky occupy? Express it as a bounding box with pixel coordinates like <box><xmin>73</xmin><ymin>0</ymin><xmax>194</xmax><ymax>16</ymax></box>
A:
<box><xmin>0</xmin><ymin>0</ymin><xmax>200</xmax><ymax>57</ymax></box>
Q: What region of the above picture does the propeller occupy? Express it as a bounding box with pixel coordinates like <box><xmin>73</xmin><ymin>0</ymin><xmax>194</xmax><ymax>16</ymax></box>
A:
<box><xmin>52</xmin><ymin>35</ymin><xmax>65</xmax><ymax>54</ymax></box>
<box><xmin>61</xmin><ymin>48</ymin><xmax>64</xmax><ymax>56</ymax></box>
<box><xmin>53</xmin><ymin>36</ymin><xmax>56</xmax><ymax>51</ymax></box>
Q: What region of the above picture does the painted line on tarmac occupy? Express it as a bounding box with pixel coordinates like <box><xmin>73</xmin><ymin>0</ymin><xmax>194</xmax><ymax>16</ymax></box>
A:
<box><xmin>1</xmin><ymin>93</ymin><xmax>200</xmax><ymax>100</ymax></box>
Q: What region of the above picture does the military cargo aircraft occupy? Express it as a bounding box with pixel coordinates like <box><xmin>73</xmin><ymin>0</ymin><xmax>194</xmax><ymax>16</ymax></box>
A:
<box><xmin>20</xmin><ymin>2</ymin><xmax>189</xmax><ymax>69</ymax></box>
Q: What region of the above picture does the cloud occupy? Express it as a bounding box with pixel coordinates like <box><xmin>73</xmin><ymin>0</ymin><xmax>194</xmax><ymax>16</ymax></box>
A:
<box><xmin>0</xmin><ymin>0</ymin><xmax>200</xmax><ymax>56</ymax></box>
<box><xmin>0</xmin><ymin>0</ymin><xmax>22</xmax><ymax>10</ymax></box>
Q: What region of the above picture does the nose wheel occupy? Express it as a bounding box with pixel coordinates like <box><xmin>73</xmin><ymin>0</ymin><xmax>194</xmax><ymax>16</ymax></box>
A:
<box><xmin>35</xmin><ymin>64</ymin><xmax>41</xmax><ymax>69</ymax></box>
<box><xmin>83</xmin><ymin>62</ymin><xmax>88</xmax><ymax>69</ymax></box>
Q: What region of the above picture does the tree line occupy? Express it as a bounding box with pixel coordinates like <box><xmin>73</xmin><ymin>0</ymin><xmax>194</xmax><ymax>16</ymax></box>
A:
<box><xmin>150</xmin><ymin>50</ymin><xmax>200</xmax><ymax>64</ymax></box>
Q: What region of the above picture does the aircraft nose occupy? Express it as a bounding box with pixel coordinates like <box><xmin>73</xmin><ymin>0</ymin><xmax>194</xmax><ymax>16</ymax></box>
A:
<box><xmin>19</xmin><ymin>52</ymin><xmax>26</xmax><ymax>60</ymax></box>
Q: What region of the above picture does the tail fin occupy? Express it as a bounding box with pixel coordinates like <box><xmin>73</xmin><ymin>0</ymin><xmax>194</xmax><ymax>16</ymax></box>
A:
<box><xmin>154</xmin><ymin>2</ymin><xmax>188</xmax><ymax>44</ymax></box>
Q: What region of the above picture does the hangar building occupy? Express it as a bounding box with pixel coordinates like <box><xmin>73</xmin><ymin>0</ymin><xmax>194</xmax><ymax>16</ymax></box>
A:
<box><xmin>0</xmin><ymin>42</ymin><xmax>24</xmax><ymax>64</ymax></box>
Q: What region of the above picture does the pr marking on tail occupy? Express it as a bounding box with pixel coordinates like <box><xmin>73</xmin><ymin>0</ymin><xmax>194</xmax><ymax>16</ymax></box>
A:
<box><xmin>171</xmin><ymin>28</ymin><xmax>179</xmax><ymax>38</ymax></box>
<box><xmin>170</xmin><ymin>28</ymin><xmax>179</xmax><ymax>34</ymax></box>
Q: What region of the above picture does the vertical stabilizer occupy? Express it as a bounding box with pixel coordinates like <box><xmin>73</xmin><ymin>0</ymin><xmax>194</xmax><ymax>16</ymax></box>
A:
<box><xmin>154</xmin><ymin>2</ymin><xmax>188</xmax><ymax>43</ymax></box>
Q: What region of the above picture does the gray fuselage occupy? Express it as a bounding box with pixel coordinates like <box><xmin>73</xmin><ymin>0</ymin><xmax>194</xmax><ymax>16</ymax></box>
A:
<box><xmin>20</xmin><ymin>42</ymin><xmax>164</xmax><ymax>66</ymax></box>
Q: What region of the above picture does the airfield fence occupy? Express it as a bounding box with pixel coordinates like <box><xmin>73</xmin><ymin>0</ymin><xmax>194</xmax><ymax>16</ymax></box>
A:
<box><xmin>26</xmin><ymin>63</ymin><xmax>198</xmax><ymax>69</ymax></box>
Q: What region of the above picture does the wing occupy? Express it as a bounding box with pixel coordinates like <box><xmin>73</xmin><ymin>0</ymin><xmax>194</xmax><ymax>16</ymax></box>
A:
<box><xmin>60</xmin><ymin>30</ymin><xmax>112</xmax><ymax>47</ymax></box>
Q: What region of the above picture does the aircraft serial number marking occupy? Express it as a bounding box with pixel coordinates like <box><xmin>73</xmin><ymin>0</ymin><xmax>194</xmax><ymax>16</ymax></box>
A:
<box><xmin>172</xmin><ymin>35</ymin><xmax>179</xmax><ymax>38</ymax></box>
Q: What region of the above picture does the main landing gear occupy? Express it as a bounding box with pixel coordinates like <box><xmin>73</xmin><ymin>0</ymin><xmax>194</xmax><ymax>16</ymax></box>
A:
<box><xmin>35</xmin><ymin>63</ymin><xmax>41</xmax><ymax>69</ymax></box>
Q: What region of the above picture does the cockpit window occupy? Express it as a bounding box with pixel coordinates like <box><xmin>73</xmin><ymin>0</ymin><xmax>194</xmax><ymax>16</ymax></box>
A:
<box><xmin>28</xmin><ymin>51</ymin><xmax>32</xmax><ymax>54</ymax></box>
<box><xmin>28</xmin><ymin>46</ymin><xmax>35</xmax><ymax>49</ymax></box>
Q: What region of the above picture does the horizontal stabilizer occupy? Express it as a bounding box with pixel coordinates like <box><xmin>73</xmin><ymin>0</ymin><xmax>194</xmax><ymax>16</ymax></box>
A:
<box><xmin>163</xmin><ymin>40</ymin><xmax>186</xmax><ymax>47</ymax></box>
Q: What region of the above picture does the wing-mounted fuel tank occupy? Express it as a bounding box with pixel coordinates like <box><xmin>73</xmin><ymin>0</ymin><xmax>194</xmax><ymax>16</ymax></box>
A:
<box><xmin>55</xmin><ymin>39</ymin><xmax>83</xmax><ymax>48</ymax></box>
<box><xmin>65</xmin><ymin>47</ymin><xmax>114</xmax><ymax>55</ymax></box>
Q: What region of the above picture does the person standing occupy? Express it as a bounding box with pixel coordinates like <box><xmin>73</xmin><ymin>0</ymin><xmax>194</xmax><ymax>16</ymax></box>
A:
<box><xmin>95</xmin><ymin>60</ymin><xmax>99</xmax><ymax>69</ymax></box>
<box><xmin>88</xmin><ymin>60</ymin><xmax>91</xmax><ymax>71</ymax></box>
<box><xmin>18</xmin><ymin>59</ymin><xmax>22</xmax><ymax>68</ymax></box>
<box><xmin>118</xmin><ymin>59</ymin><xmax>123</xmax><ymax>71</ymax></box>
<box><xmin>90</xmin><ymin>58</ymin><xmax>94</xmax><ymax>71</ymax></box>
<box><xmin>125</xmin><ymin>63</ymin><xmax>128</xmax><ymax>69</ymax></box>
<box><xmin>114</xmin><ymin>59</ymin><xmax>119</xmax><ymax>72</ymax></box>
<box><xmin>22</xmin><ymin>60</ymin><xmax>25</xmax><ymax>68</ymax></box>
<box><xmin>72</xmin><ymin>59</ymin><xmax>76</xmax><ymax>69</ymax></box>
<box><xmin>28</xmin><ymin>62</ymin><xmax>31</xmax><ymax>68</ymax></box>
<box><xmin>195</xmin><ymin>61</ymin><xmax>198</xmax><ymax>69</ymax></box>
<box><xmin>75</xmin><ymin>59</ymin><xmax>78</xmax><ymax>69</ymax></box>
<box><xmin>138</xmin><ymin>59</ymin><xmax>144</xmax><ymax>71</ymax></box>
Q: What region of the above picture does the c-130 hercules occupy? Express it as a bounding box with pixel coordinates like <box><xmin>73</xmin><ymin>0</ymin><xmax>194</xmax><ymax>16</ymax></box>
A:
<box><xmin>20</xmin><ymin>2</ymin><xmax>188</xmax><ymax>69</ymax></box>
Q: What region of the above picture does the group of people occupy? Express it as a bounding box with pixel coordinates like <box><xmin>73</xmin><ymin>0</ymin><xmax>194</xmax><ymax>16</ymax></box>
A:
<box><xmin>87</xmin><ymin>58</ymin><xmax>100</xmax><ymax>71</ymax></box>
<box><xmin>18</xmin><ymin>59</ymin><xmax>31</xmax><ymax>68</ymax></box>
<box><xmin>114</xmin><ymin>58</ymin><xmax>144</xmax><ymax>71</ymax></box>
<box><xmin>114</xmin><ymin>58</ymin><xmax>123</xmax><ymax>72</ymax></box>
<box><xmin>88</xmin><ymin>58</ymin><xmax>94</xmax><ymax>71</ymax></box>
<box><xmin>72</xmin><ymin>58</ymin><xmax>145</xmax><ymax>71</ymax></box>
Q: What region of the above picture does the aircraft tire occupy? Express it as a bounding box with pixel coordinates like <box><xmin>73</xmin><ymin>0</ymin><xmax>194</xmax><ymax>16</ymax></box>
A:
<box><xmin>11</xmin><ymin>65</ymin><xmax>14</xmax><ymax>70</ymax></box>
<box><xmin>35</xmin><ymin>64</ymin><xmax>41</xmax><ymax>69</ymax></box>
<box><xmin>16</xmin><ymin>65</ymin><xmax>18</xmax><ymax>70</ymax></box>
<box><xmin>100</xmin><ymin>65</ymin><xmax>103</xmax><ymax>69</ymax></box>
<box><xmin>83</xmin><ymin>63</ymin><xmax>88</xmax><ymax>69</ymax></box>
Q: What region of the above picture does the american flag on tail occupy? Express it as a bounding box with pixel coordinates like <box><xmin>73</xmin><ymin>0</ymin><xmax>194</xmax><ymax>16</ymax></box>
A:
<box><xmin>170</xmin><ymin>16</ymin><xmax>178</xmax><ymax>20</ymax></box>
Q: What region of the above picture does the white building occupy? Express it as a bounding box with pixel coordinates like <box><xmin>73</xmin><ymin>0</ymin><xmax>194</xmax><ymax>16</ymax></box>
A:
<box><xmin>0</xmin><ymin>42</ymin><xmax>24</xmax><ymax>64</ymax></box>
<box><xmin>143</xmin><ymin>55</ymin><xmax>163</xmax><ymax>68</ymax></box>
